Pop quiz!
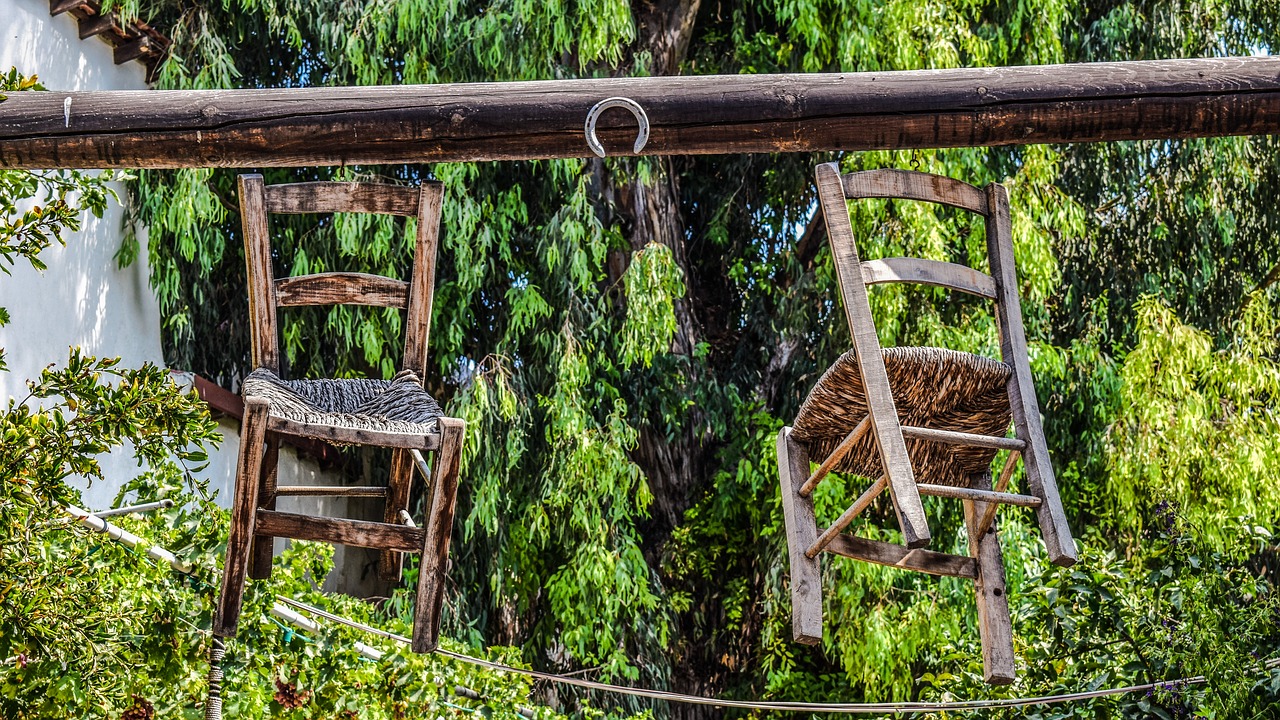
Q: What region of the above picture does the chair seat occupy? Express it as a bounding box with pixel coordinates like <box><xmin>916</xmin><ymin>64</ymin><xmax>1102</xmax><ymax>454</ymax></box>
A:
<box><xmin>791</xmin><ymin>346</ymin><xmax>1013</xmax><ymax>487</ymax></box>
<box><xmin>242</xmin><ymin>368</ymin><xmax>444</xmax><ymax>446</ymax></box>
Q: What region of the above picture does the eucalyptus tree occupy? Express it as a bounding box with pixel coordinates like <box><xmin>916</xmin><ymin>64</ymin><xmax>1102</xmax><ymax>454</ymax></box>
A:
<box><xmin>104</xmin><ymin>0</ymin><xmax>1280</xmax><ymax>714</ymax></box>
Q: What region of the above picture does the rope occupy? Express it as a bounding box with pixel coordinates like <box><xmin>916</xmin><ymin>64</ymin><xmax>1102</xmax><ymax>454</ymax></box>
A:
<box><xmin>276</xmin><ymin>596</ymin><xmax>1280</xmax><ymax>714</ymax></box>
<box><xmin>205</xmin><ymin>638</ymin><xmax>225</xmax><ymax>720</ymax></box>
<box><xmin>58</xmin><ymin>505</ymin><xmax>1280</xmax><ymax>715</ymax></box>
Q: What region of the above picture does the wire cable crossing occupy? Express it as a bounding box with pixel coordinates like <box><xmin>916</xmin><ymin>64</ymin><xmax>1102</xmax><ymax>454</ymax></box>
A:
<box><xmin>62</xmin><ymin>505</ymin><xmax>1280</xmax><ymax>715</ymax></box>
<box><xmin>278</xmin><ymin>596</ymin><xmax>1280</xmax><ymax>714</ymax></box>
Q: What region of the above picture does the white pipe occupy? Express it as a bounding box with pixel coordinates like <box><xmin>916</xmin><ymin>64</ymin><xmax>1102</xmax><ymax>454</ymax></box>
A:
<box><xmin>91</xmin><ymin>499</ymin><xmax>175</xmax><ymax>517</ymax></box>
<box><xmin>269</xmin><ymin>603</ymin><xmax>384</xmax><ymax>660</ymax></box>
<box><xmin>65</xmin><ymin>504</ymin><xmax>193</xmax><ymax>574</ymax></box>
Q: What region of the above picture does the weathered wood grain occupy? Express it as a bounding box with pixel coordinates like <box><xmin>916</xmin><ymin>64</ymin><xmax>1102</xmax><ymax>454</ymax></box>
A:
<box><xmin>402</xmin><ymin>183</ymin><xmax>444</xmax><ymax>376</ymax></box>
<box><xmin>379</xmin><ymin>448</ymin><xmax>415</xmax><ymax>582</ymax></box>
<box><xmin>264</xmin><ymin>182</ymin><xmax>421</xmax><ymax>216</ymax></box>
<box><xmin>900</xmin><ymin>424</ymin><xmax>1026</xmax><ymax>451</ymax></box>
<box><xmin>254</xmin><ymin>510</ymin><xmax>424</xmax><ymax>553</ymax></box>
<box><xmin>816</xmin><ymin>162</ymin><xmax>931</xmax><ymax>549</ymax></box>
<box><xmin>778</xmin><ymin>427</ymin><xmax>823</xmax><ymax>644</ymax></box>
<box><xmin>5</xmin><ymin>57</ymin><xmax>1280</xmax><ymax>168</ymax></box>
<box><xmin>860</xmin><ymin>257</ymin><xmax>997</xmax><ymax>299</ymax></box>
<box><xmin>964</xmin><ymin>472</ymin><xmax>1016</xmax><ymax>684</ymax></box>
<box><xmin>213</xmin><ymin>398</ymin><xmax>268</xmax><ymax>638</ymax></box>
<box><xmin>986</xmin><ymin>183</ymin><xmax>1077</xmax><ymax>567</ymax></box>
<box><xmin>915</xmin><ymin>482</ymin><xmax>1040</xmax><ymax>508</ymax></box>
<box><xmin>842</xmin><ymin>168</ymin><xmax>988</xmax><ymax>213</ymax></box>
<box><xmin>413</xmin><ymin>417</ymin><xmax>465</xmax><ymax>653</ymax></box>
<box><xmin>239</xmin><ymin>174</ymin><xmax>279</xmax><ymax>372</ymax></box>
<box><xmin>824</xmin><ymin>534</ymin><xmax>979</xmax><ymax>579</ymax></box>
<box><xmin>249</xmin><ymin>437</ymin><xmax>279</xmax><ymax>580</ymax></box>
<box><xmin>275</xmin><ymin>272</ymin><xmax>410</xmax><ymax>309</ymax></box>
<box><xmin>273</xmin><ymin>485</ymin><xmax>389</xmax><ymax>497</ymax></box>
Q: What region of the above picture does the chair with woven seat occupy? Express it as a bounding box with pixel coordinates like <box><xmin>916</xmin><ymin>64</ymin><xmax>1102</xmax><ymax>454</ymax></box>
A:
<box><xmin>778</xmin><ymin>164</ymin><xmax>1077</xmax><ymax>684</ymax></box>
<box><xmin>213</xmin><ymin>174</ymin><xmax>465</xmax><ymax>654</ymax></box>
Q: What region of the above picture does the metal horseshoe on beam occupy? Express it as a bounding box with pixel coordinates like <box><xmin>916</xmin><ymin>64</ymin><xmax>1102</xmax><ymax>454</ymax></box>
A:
<box><xmin>584</xmin><ymin>97</ymin><xmax>650</xmax><ymax>158</ymax></box>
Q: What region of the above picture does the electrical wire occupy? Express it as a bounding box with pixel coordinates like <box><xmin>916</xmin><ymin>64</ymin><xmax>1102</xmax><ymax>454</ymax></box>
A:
<box><xmin>58</xmin><ymin>505</ymin><xmax>1280</xmax><ymax>715</ymax></box>
<box><xmin>277</xmin><ymin>596</ymin><xmax>1280</xmax><ymax>714</ymax></box>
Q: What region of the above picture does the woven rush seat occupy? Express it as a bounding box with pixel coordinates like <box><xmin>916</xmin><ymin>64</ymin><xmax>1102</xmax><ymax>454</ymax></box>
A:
<box><xmin>243</xmin><ymin>367</ymin><xmax>443</xmax><ymax>439</ymax></box>
<box><xmin>791</xmin><ymin>346</ymin><xmax>1012</xmax><ymax>487</ymax></box>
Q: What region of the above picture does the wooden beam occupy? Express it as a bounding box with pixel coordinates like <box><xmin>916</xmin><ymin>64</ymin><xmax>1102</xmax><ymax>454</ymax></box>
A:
<box><xmin>273</xmin><ymin>485</ymin><xmax>389</xmax><ymax>497</ymax></box>
<box><xmin>987</xmin><ymin>183</ymin><xmax>1078</xmax><ymax>566</ymax></box>
<box><xmin>777</xmin><ymin>427</ymin><xmax>823</xmax><ymax>645</ymax></box>
<box><xmin>816</xmin><ymin>162</ymin><xmax>932</xmax><ymax>549</ymax></box>
<box><xmin>901</xmin><ymin>424</ymin><xmax>1026</xmax><ymax>451</ymax></box>
<box><xmin>274</xmin><ymin>272</ymin><xmax>410</xmax><ymax>309</ymax></box>
<box><xmin>824</xmin><ymin>534</ymin><xmax>979</xmax><ymax>579</ymax></box>
<box><xmin>76</xmin><ymin>14</ymin><xmax>114</xmax><ymax>39</ymax></box>
<box><xmin>254</xmin><ymin>510</ymin><xmax>424</xmax><ymax>553</ymax></box>
<box><xmin>916</xmin><ymin>482</ymin><xmax>1041</xmax><ymax>508</ymax></box>
<box><xmin>3</xmin><ymin>57</ymin><xmax>1280</xmax><ymax>168</ymax></box>
<box><xmin>964</xmin><ymin>473</ymin><xmax>1016</xmax><ymax>684</ymax></box>
<box><xmin>113</xmin><ymin>36</ymin><xmax>153</xmax><ymax>66</ymax></box>
<box><xmin>49</xmin><ymin>0</ymin><xmax>87</xmax><ymax>15</ymax></box>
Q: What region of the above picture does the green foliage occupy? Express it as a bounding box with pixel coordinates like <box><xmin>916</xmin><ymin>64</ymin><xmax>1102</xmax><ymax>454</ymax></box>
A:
<box><xmin>0</xmin><ymin>473</ymin><xmax>569</xmax><ymax>719</ymax></box>
<box><xmin>917</xmin><ymin>514</ymin><xmax>1280</xmax><ymax>719</ymax></box>
<box><xmin>13</xmin><ymin>1</ymin><xmax>1279</xmax><ymax>717</ymax></box>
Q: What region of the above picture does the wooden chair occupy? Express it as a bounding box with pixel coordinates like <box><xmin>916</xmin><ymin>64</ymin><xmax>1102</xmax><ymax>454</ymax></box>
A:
<box><xmin>212</xmin><ymin>175</ymin><xmax>465</xmax><ymax>653</ymax></box>
<box><xmin>778</xmin><ymin>164</ymin><xmax>1077</xmax><ymax>683</ymax></box>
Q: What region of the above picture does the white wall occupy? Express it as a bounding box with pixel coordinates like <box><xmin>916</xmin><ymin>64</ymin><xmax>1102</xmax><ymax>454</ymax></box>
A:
<box><xmin>0</xmin><ymin>0</ymin><xmax>161</xmax><ymax>510</ymax></box>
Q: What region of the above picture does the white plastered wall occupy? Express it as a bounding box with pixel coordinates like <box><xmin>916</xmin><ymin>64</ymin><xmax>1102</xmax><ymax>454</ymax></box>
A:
<box><xmin>0</xmin><ymin>0</ymin><xmax>160</xmax><ymax>511</ymax></box>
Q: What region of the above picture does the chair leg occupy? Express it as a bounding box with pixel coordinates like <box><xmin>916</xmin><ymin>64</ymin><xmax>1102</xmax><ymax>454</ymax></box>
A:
<box><xmin>214</xmin><ymin>398</ymin><xmax>269</xmax><ymax>638</ymax></box>
<box><xmin>778</xmin><ymin>427</ymin><xmax>823</xmax><ymax>644</ymax></box>
<box><xmin>413</xmin><ymin>418</ymin><xmax>465</xmax><ymax>653</ymax></box>
<box><xmin>963</xmin><ymin>472</ymin><xmax>1015</xmax><ymax>684</ymax></box>
<box><xmin>379</xmin><ymin>448</ymin><xmax>416</xmax><ymax>582</ymax></box>
<box><xmin>249</xmin><ymin>437</ymin><xmax>279</xmax><ymax>580</ymax></box>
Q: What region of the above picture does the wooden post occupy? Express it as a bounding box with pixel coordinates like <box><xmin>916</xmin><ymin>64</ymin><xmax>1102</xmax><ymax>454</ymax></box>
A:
<box><xmin>213</xmin><ymin>397</ymin><xmax>269</xmax><ymax>638</ymax></box>
<box><xmin>815</xmin><ymin>162</ymin><xmax>931</xmax><ymax>549</ymax></box>
<box><xmin>238</xmin><ymin>174</ymin><xmax>278</xmax><ymax>373</ymax></box>
<box><xmin>413</xmin><ymin>417</ymin><xmax>465</xmax><ymax>653</ymax></box>
<box><xmin>249</xmin><ymin>437</ymin><xmax>279</xmax><ymax>579</ymax></box>
<box><xmin>378</xmin><ymin>448</ymin><xmax>415</xmax><ymax>582</ymax></box>
<box><xmin>5</xmin><ymin>57</ymin><xmax>1280</xmax><ymax>168</ymax></box>
<box><xmin>963</xmin><ymin>472</ymin><xmax>1016</xmax><ymax>684</ymax></box>
<box><xmin>777</xmin><ymin>427</ymin><xmax>823</xmax><ymax>645</ymax></box>
<box><xmin>985</xmin><ymin>183</ymin><xmax>1077</xmax><ymax>567</ymax></box>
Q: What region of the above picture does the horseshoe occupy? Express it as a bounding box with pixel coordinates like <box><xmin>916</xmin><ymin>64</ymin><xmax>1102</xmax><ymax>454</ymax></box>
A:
<box><xmin>584</xmin><ymin>97</ymin><xmax>650</xmax><ymax>158</ymax></box>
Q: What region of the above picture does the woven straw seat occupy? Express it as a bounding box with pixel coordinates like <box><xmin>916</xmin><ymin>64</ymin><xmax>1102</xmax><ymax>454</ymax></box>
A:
<box><xmin>243</xmin><ymin>368</ymin><xmax>443</xmax><ymax>438</ymax></box>
<box><xmin>791</xmin><ymin>346</ymin><xmax>1012</xmax><ymax>487</ymax></box>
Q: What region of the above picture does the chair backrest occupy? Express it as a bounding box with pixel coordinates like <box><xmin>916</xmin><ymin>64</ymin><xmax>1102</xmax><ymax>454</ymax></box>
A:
<box><xmin>813</xmin><ymin>164</ymin><xmax>1029</xmax><ymax>367</ymax></box>
<box><xmin>237</xmin><ymin>175</ymin><xmax>445</xmax><ymax>378</ymax></box>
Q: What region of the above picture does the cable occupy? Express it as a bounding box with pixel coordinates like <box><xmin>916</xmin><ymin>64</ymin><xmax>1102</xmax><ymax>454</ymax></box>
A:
<box><xmin>277</xmin><ymin>595</ymin><xmax>1280</xmax><ymax>714</ymax></box>
<box><xmin>59</xmin><ymin>506</ymin><xmax>1278</xmax><ymax>715</ymax></box>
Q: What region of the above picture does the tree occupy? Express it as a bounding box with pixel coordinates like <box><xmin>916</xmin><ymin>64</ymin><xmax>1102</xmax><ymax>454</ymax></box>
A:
<box><xmin>84</xmin><ymin>0</ymin><xmax>1280</xmax><ymax>716</ymax></box>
